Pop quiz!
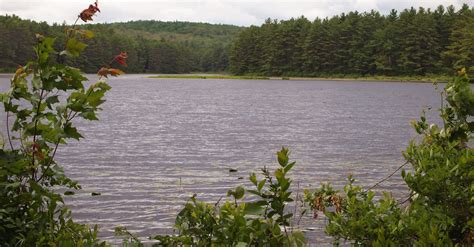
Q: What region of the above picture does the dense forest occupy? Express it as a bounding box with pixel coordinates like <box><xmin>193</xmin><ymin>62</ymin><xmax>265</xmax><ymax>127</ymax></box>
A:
<box><xmin>230</xmin><ymin>4</ymin><xmax>474</xmax><ymax>76</ymax></box>
<box><xmin>0</xmin><ymin>16</ymin><xmax>242</xmax><ymax>73</ymax></box>
<box><xmin>0</xmin><ymin>4</ymin><xmax>473</xmax><ymax>76</ymax></box>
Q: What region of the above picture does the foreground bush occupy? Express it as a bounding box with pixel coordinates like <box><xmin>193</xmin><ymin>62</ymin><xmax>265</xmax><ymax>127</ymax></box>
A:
<box><xmin>305</xmin><ymin>70</ymin><xmax>473</xmax><ymax>246</ymax></box>
<box><xmin>0</xmin><ymin>1</ymin><xmax>126</xmax><ymax>246</ymax></box>
<box><xmin>149</xmin><ymin>147</ymin><xmax>306</xmax><ymax>246</ymax></box>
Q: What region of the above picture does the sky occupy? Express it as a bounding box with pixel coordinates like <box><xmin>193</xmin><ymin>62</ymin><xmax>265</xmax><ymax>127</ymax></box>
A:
<box><xmin>0</xmin><ymin>0</ymin><xmax>472</xmax><ymax>26</ymax></box>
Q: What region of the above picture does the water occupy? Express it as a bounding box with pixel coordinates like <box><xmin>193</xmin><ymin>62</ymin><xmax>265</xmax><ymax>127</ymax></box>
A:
<box><xmin>0</xmin><ymin>74</ymin><xmax>444</xmax><ymax>244</ymax></box>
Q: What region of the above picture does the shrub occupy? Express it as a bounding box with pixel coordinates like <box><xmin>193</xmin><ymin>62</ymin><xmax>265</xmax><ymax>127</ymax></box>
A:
<box><xmin>0</xmin><ymin>1</ymin><xmax>126</xmax><ymax>245</ymax></box>
<box><xmin>305</xmin><ymin>69</ymin><xmax>473</xmax><ymax>246</ymax></box>
<box><xmin>150</xmin><ymin>147</ymin><xmax>306</xmax><ymax>246</ymax></box>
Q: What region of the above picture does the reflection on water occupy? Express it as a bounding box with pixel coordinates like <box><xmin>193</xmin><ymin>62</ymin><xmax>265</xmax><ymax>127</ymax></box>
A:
<box><xmin>0</xmin><ymin>75</ymin><xmax>443</xmax><ymax>244</ymax></box>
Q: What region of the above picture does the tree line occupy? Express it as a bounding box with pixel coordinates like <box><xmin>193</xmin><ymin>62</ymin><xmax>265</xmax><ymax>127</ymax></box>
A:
<box><xmin>229</xmin><ymin>4</ymin><xmax>474</xmax><ymax>76</ymax></box>
<box><xmin>0</xmin><ymin>16</ymin><xmax>241</xmax><ymax>73</ymax></box>
<box><xmin>1</xmin><ymin>4</ymin><xmax>473</xmax><ymax>76</ymax></box>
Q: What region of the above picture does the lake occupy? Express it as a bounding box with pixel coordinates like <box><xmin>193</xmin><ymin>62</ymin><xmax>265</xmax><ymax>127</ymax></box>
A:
<box><xmin>0</xmin><ymin>74</ymin><xmax>444</xmax><ymax>244</ymax></box>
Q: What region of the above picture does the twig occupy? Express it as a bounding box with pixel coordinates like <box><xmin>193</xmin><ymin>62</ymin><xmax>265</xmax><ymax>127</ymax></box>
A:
<box><xmin>31</xmin><ymin>41</ymin><xmax>46</xmax><ymax>180</ymax></box>
<box><xmin>292</xmin><ymin>181</ymin><xmax>300</xmax><ymax>227</ymax></box>
<box><xmin>37</xmin><ymin>140</ymin><xmax>59</xmax><ymax>182</ymax></box>
<box><xmin>214</xmin><ymin>196</ymin><xmax>223</xmax><ymax>207</ymax></box>
<box><xmin>6</xmin><ymin>109</ymin><xmax>13</xmax><ymax>150</ymax></box>
<box><xmin>31</xmin><ymin>89</ymin><xmax>45</xmax><ymax>169</ymax></box>
<box><xmin>58</xmin><ymin>17</ymin><xmax>80</xmax><ymax>63</ymax></box>
<box><xmin>397</xmin><ymin>191</ymin><xmax>414</xmax><ymax>205</ymax></box>
<box><xmin>64</xmin><ymin>17</ymin><xmax>80</xmax><ymax>49</ymax></box>
<box><xmin>365</xmin><ymin>160</ymin><xmax>409</xmax><ymax>192</ymax></box>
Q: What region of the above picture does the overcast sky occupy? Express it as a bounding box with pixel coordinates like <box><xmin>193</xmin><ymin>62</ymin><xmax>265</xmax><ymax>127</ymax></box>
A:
<box><xmin>0</xmin><ymin>0</ymin><xmax>472</xmax><ymax>26</ymax></box>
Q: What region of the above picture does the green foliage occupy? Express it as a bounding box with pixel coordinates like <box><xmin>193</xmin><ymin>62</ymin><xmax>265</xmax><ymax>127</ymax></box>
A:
<box><xmin>442</xmin><ymin>5</ymin><xmax>474</xmax><ymax>76</ymax></box>
<box><xmin>0</xmin><ymin>15</ymin><xmax>242</xmax><ymax>73</ymax></box>
<box><xmin>403</xmin><ymin>70</ymin><xmax>473</xmax><ymax>243</ymax></box>
<box><xmin>115</xmin><ymin>226</ymin><xmax>144</xmax><ymax>247</ymax></box>
<box><xmin>305</xmin><ymin>71</ymin><xmax>473</xmax><ymax>246</ymax></box>
<box><xmin>0</xmin><ymin>4</ymin><xmax>119</xmax><ymax>246</ymax></box>
<box><xmin>305</xmin><ymin>177</ymin><xmax>410</xmax><ymax>245</ymax></box>
<box><xmin>152</xmin><ymin>147</ymin><xmax>306</xmax><ymax>246</ymax></box>
<box><xmin>230</xmin><ymin>4</ymin><xmax>474</xmax><ymax>77</ymax></box>
<box><xmin>2</xmin><ymin>5</ymin><xmax>472</xmax><ymax>76</ymax></box>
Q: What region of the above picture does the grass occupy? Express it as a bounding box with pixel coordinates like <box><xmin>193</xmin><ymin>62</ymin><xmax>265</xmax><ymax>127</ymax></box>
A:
<box><xmin>1</xmin><ymin>70</ymin><xmax>454</xmax><ymax>83</ymax></box>
<box><xmin>289</xmin><ymin>75</ymin><xmax>453</xmax><ymax>83</ymax></box>
<box><xmin>0</xmin><ymin>67</ymin><xmax>16</xmax><ymax>73</ymax></box>
<box><xmin>148</xmin><ymin>75</ymin><xmax>270</xmax><ymax>80</ymax></box>
<box><xmin>147</xmin><ymin>74</ymin><xmax>453</xmax><ymax>83</ymax></box>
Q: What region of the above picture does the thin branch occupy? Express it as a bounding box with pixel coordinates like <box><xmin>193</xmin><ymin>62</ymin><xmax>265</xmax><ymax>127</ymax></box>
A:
<box><xmin>397</xmin><ymin>191</ymin><xmax>415</xmax><ymax>206</ymax></box>
<box><xmin>214</xmin><ymin>196</ymin><xmax>223</xmax><ymax>207</ymax></box>
<box><xmin>37</xmin><ymin>140</ymin><xmax>59</xmax><ymax>183</ymax></box>
<box><xmin>67</xmin><ymin>111</ymin><xmax>79</xmax><ymax>122</ymax></box>
<box><xmin>365</xmin><ymin>160</ymin><xmax>410</xmax><ymax>192</ymax></box>
<box><xmin>440</xmin><ymin>91</ymin><xmax>447</xmax><ymax>129</ymax></box>
<box><xmin>63</xmin><ymin>17</ymin><xmax>80</xmax><ymax>49</ymax></box>
<box><xmin>58</xmin><ymin>17</ymin><xmax>80</xmax><ymax>63</ymax></box>
<box><xmin>31</xmin><ymin>41</ymin><xmax>46</xmax><ymax>180</ymax></box>
<box><xmin>31</xmin><ymin>90</ymin><xmax>45</xmax><ymax>153</ymax></box>
<box><xmin>6</xmin><ymin>109</ymin><xmax>14</xmax><ymax>150</ymax></box>
<box><xmin>37</xmin><ymin>98</ymin><xmax>85</xmax><ymax>183</ymax></box>
<box><xmin>292</xmin><ymin>181</ymin><xmax>300</xmax><ymax>227</ymax></box>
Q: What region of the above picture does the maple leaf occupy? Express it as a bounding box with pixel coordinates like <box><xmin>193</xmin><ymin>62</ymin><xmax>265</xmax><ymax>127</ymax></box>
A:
<box><xmin>97</xmin><ymin>67</ymin><xmax>124</xmax><ymax>79</ymax></box>
<box><xmin>114</xmin><ymin>52</ymin><xmax>128</xmax><ymax>66</ymax></box>
<box><xmin>31</xmin><ymin>143</ymin><xmax>45</xmax><ymax>161</ymax></box>
<box><xmin>79</xmin><ymin>1</ymin><xmax>100</xmax><ymax>22</ymax></box>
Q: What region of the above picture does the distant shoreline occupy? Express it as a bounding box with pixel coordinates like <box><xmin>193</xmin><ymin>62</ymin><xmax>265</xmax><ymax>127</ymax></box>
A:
<box><xmin>0</xmin><ymin>73</ymin><xmax>452</xmax><ymax>83</ymax></box>
<box><xmin>147</xmin><ymin>74</ymin><xmax>452</xmax><ymax>83</ymax></box>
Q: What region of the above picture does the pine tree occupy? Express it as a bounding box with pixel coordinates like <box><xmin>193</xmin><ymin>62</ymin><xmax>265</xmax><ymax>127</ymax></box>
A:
<box><xmin>443</xmin><ymin>4</ymin><xmax>474</xmax><ymax>75</ymax></box>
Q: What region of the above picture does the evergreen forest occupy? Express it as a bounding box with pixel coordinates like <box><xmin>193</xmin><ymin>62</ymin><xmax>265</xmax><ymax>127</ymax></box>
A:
<box><xmin>230</xmin><ymin>4</ymin><xmax>474</xmax><ymax>76</ymax></box>
<box><xmin>0</xmin><ymin>4</ymin><xmax>473</xmax><ymax>76</ymax></box>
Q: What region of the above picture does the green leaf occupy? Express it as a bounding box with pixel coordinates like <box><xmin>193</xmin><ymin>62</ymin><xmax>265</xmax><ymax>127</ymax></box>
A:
<box><xmin>83</xmin><ymin>30</ymin><xmax>94</xmax><ymax>39</ymax></box>
<box><xmin>65</xmin><ymin>38</ymin><xmax>87</xmax><ymax>57</ymax></box>
<box><xmin>292</xmin><ymin>231</ymin><xmax>307</xmax><ymax>247</ymax></box>
<box><xmin>275</xmin><ymin>169</ymin><xmax>284</xmax><ymax>182</ymax></box>
<box><xmin>247</xmin><ymin>189</ymin><xmax>261</xmax><ymax>196</ymax></box>
<box><xmin>244</xmin><ymin>201</ymin><xmax>267</xmax><ymax>215</ymax></box>
<box><xmin>234</xmin><ymin>186</ymin><xmax>245</xmax><ymax>200</ymax></box>
<box><xmin>64</xmin><ymin>123</ymin><xmax>83</xmax><ymax>140</ymax></box>
<box><xmin>272</xmin><ymin>223</ymin><xmax>281</xmax><ymax>235</ymax></box>
<box><xmin>228</xmin><ymin>186</ymin><xmax>245</xmax><ymax>200</ymax></box>
<box><xmin>31</xmin><ymin>76</ymin><xmax>41</xmax><ymax>90</ymax></box>
<box><xmin>277</xmin><ymin>148</ymin><xmax>289</xmax><ymax>167</ymax></box>
<box><xmin>37</xmin><ymin>37</ymin><xmax>56</xmax><ymax>64</ymax></box>
<box><xmin>284</xmin><ymin>161</ymin><xmax>295</xmax><ymax>173</ymax></box>
<box><xmin>45</xmin><ymin>95</ymin><xmax>59</xmax><ymax>109</ymax></box>
<box><xmin>258</xmin><ymin>179</ymin><xmax>266</xmax><ymax>191</ymax></box>
<box><xmin>250</xmin><ymin>173</ymin><xmax>257</xmax><ymax>185</ymax></box>
<box><xmin>79</xmin><ymin>111</ymin><xmax>98</xmax><ymax>121</ymax></box>
<box><xmin>0</xmin><ymin>93</ymin><xmax>8</xmax><ymax>103</ymax></box>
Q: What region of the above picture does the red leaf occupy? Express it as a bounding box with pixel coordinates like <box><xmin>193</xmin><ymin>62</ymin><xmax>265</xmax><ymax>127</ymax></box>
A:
<box><xmin>31</xmin><ymin>143</ymin><xmax>45</xmax><ymax>160</ymax></box>
<box><xmin>97</xmin><ymin>67</ymin><xmax>124</xmax><ymax>79</ymax></box>
<box><xmin>114</xmin><ymin>52</ymin><xmax>128</xmax><ymax>67</ymax></box>
<box><xmin>108</xmin><ymin>68</ymin><xmax>124</xmax><ymax>76</ymax></box>
<box><xmin>79</xmin><ymin>1</ymin><xmax>100</xmax><ymax>22</ymax></box>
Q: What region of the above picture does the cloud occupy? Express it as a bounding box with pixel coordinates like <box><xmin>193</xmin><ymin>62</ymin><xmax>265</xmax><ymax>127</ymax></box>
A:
<box><xmin>0</xmin><ymin>0</ymin><xmax>471</xmax><ymax>26</ymax></box>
